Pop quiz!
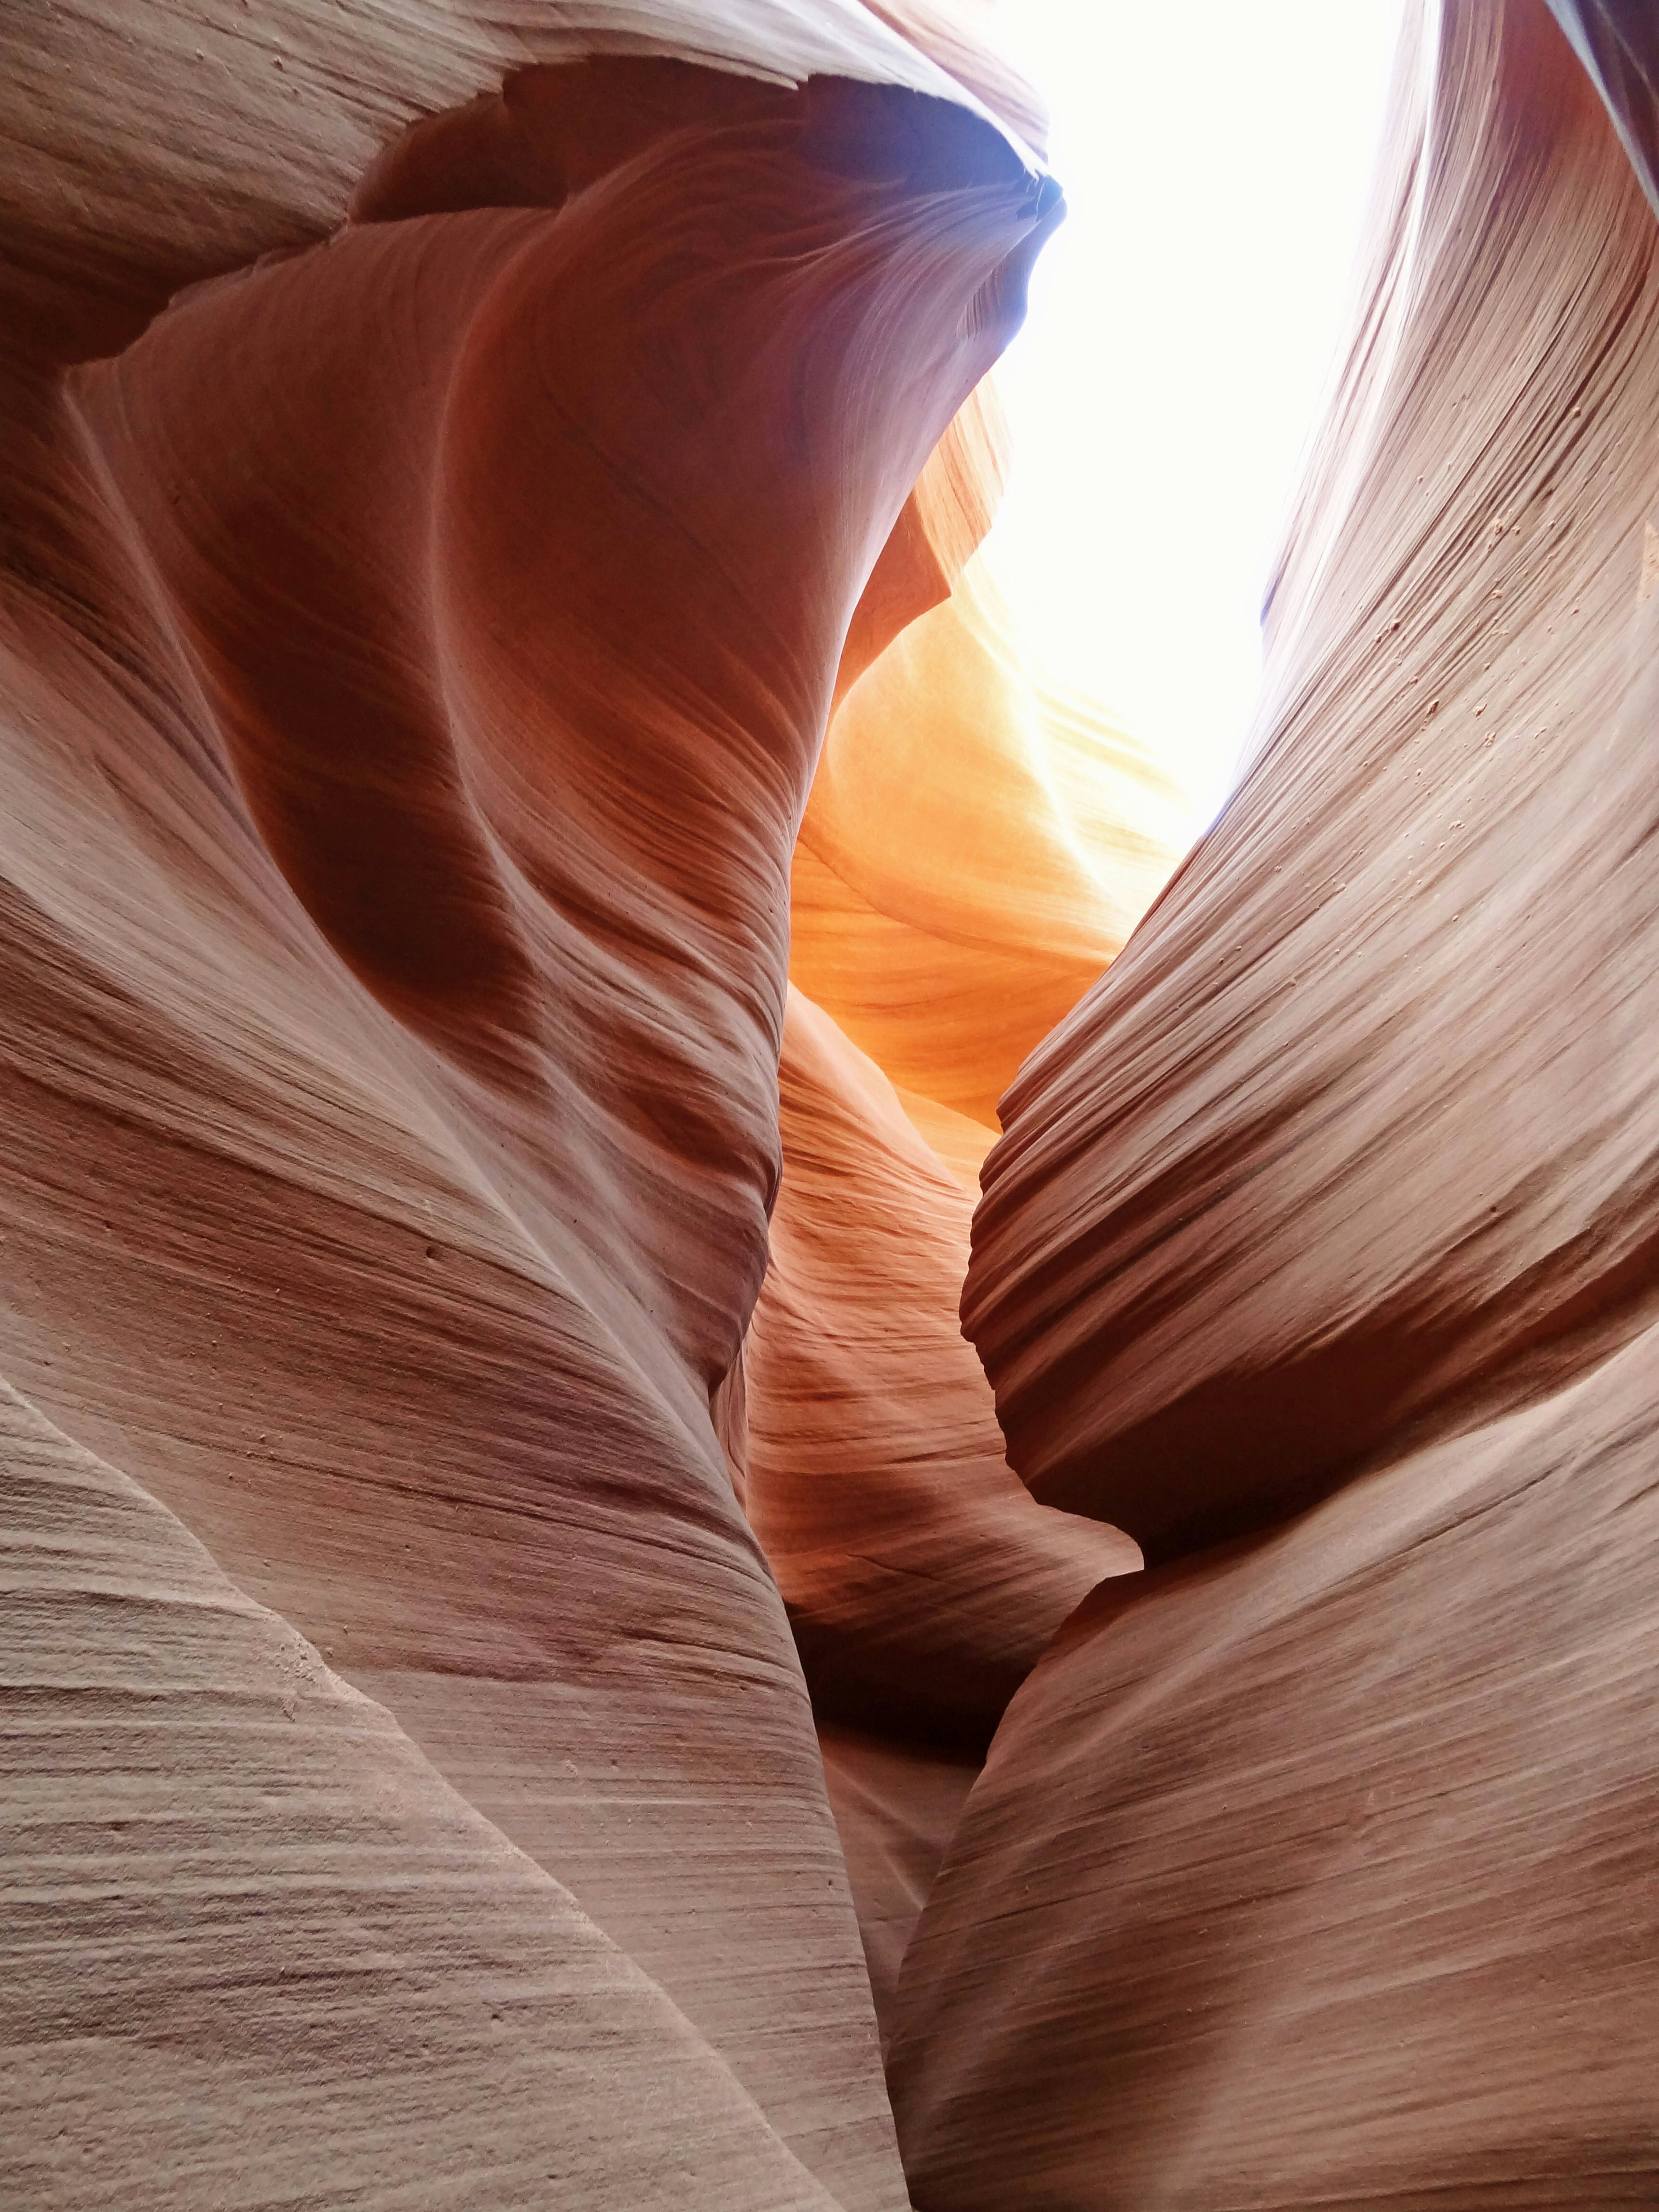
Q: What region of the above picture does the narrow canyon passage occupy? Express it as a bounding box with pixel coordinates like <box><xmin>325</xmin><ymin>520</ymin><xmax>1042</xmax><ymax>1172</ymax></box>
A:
<box><xmin>2</xmin><ymin>4</ymin><xmax>1658</xmax><ymax>2210</ymax></box>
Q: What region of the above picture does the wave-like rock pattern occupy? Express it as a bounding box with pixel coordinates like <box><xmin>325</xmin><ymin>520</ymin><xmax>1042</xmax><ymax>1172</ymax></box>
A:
<box><xmin>889</xmin><ymin>1316</ymin><xmax>1659</xmax><ymax>2208</ymax></box>
<box><xmin>1</xmin><ymin>1380</ymin><xmax>843</xmax><ymax>2212</ymax></box>
<box><xmin>0</xmin><ymin>27</ymin><xmax>1059</xmax><ymax>2207</ymax></box>
<box><xmin>890</xmin><ymin>0</ymin><xmax>1659</xmax><ymax>2202</ymax></box>
<box><xmin>1546</xmin><ymin>1</ymin><xmax>1659</xmax><ymax>208</ymax></box>
<box><xmin>817</xmin><ymin>1723</ymin><xmax>981</xmax><ymax>2057</ymax></box>
<box><xmin>793</xmin><ymin>550</ymin><xmax>1185</xmax><ymax>1142</ymax></box>
<box><xmin>966</xmin><ymin>0</ymin><xmax>1659</xmax><ymax>1560</ymax></box>
<box><xmin>744</xmin><ymin>986</ymin><xmax>1137</xmax><ymax>1746</ymax></box>
<box><xmin>739</xmin><ymin>349</ymin><xmax>1162</xmax><ymax>2081</ymax></box>
<box><xmin>13</xmin><ymin>0</ymin><xmax>1659</xmax><ymax>2205</ymax></box>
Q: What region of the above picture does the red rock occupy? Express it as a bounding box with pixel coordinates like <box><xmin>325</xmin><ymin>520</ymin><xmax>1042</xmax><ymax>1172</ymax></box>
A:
<box><xmin>794</xmin><ymin>540</ymin><xmax>1185</xmax><ymax>1142</ymax></box>
<box><xmin>1546</xmin><ymin>3</ymin><xmax>1659</xmax><ymax>208</ymax></box>
<box><xmin>889</xmin><ymin>3</ymin><xmax>1659</xmax><ymax>2202</ymax></box>
<box><xmin>744</xmin><ymin>987</ymin><xmax>1137</xmax><ymax>1747</ymax></box>
<box><xmin>818</xmin><ymin>1723</ymin><xmax>981</xmax><ymax>2057</ymax></box>
<box><xmin>965</xmin><ymin>0</ymin><xmax>1659</xmax><ymax>1561</ymax></box>
<box><xmin>0</xmin><ymin>1379</ymin><xmax>847</xmax><ymax>2211</ymax></box>
<box><xmin>0</xmin><ymin>29</ymin><xmax>1056</xmax><ymax>2206</ymax></box>
<box><xmin>889</xmin><ymin>1316</ymin><xmax>1659</xmax><ymax>2207</ymax></box>
<box><xmin>744</xmin><ymin>365</ymin><xmax>1156</xmax><ymax>2081</ymax></box>
<box><xmin>17</xmin><ymin>0</ymin><xmax>1656</xmax><ymax>2204</ymax></box>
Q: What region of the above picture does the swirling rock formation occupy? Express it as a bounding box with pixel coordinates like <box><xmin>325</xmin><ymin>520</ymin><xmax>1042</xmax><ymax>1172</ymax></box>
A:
<box><xmin>0</xmin><ymin>11</ymin><xmax>1063</xmax><ymax>2206</ymax></box>
<box><xmin>965</xmin><ymin>0</ymin><xmax>1659</xmax><ymax>1561</ymax></box>
<box><xmin>744</xmin><ymin>985</ymin><xmax>1136</xmax><ymax>1749</ymax></box>
<box><xmin>891</xmin><ymin>0</ymin><xmax>1659</xmax><ymax>2203</ymax></box>
<box><xmin>2</xmin><ymin>1381</ymin><xmax>845</xmax><ymax>2212</ymax></box>
<box><xmin>728</xmin><ymin>259</ymin><xmax>1178</xmax><ymax>2034</ymax></box>
<box><xmin>735</xmin><ymin>366</ymin><xmax>1162</xmax><ymax>2036</ymax></box>
<box><xmin>889</xmin><ymin>1319</ymin><xmax>1659</xmax><ymax>2207</ymax></box>
<box><xmin>792</xmin><ymin>539</ymin><xmax>1185</xmax><ymax>1152</ymax></box>
<box><xmin>12</xmin><ymin>0</ymin><xmax>1657</xmax><ymax>2205</ymax></box>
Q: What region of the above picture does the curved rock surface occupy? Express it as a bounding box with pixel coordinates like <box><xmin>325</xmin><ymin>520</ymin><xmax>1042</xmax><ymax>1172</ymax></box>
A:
<box><xmin>793</xmin><ymin>552</ymin><xmax>1185</xmax><ymax>1138</ymax></box>
<box><xmin>1</xmin><ymin>1380</ymin><xmax>842</xmax><ymax>2212</ymax></box>
<box><xmin>890</xmin><ymin>1</ymin><xmax>1659</xmax><ymax>2204</ymax></box>
<box><xmin>13</xmin><ymin>0</ymin><xmax>1659</xmax><ymax>2206</ymax></box>
<box><xmin>741</xmin><ymin>350</ymin><xmax>1160</xmax><ymax>2088</ymax></box>
<box><xmin>817</xmin><ymin>1723</ymin><xmax>980</xmax><ymax>2057</ymax></box>
<box><xmin>966</xmin><ymin>0</ymin><xmax>1659</xmax><ymax>1560</ymax></box>
<box><xmin>744</xmin><ymin>986</ymin><xmax>1137</xmax><ymax>1746</ymax></box>
<box><xmin>1546</xmin><ymin>1</ymin><xmax>1659</xmax><ymax>208</ymax></box>
<box><xmin>0</xmin><ymin>20</ymin><xmax>1058</xmax><ymax>2207</ymax></box>
<box><xmin>0</xmin><ymin>0</ymin><xmax>1044</xmax><ymax>310</ymax></box>
<box><xmin>889</xmin><ymin>1316</ymin><xmax>1659</xmax><ymax>2209</ymax></box>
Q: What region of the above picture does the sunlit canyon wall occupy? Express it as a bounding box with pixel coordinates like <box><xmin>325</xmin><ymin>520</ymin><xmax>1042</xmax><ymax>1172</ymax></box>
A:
<box><xmin>0</xmin><ymin>2</ymin><xmax>1656</xmax><ymax>2209</ymax></box>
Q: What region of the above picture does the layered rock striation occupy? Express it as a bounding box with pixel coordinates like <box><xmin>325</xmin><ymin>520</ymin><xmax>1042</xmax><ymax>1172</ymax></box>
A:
<box><xmin>0</xmin><ymin>16</ymin><xmax>1065</xmax><ymax>2208</ymax></box>
<box><xmin>893</xmin><ymin>1</ymin><xmax>1659</xmax><ymax>2203</ymax></box>
<box><xmin>965</xmin><ymin>0</ymin><xmax>1659</xmax><ymax>1561</ymax></box>
<box><xmin>7</xmin><ymin>0</ymin><xmax>1659</xmax><ymax>2207</ymax></box>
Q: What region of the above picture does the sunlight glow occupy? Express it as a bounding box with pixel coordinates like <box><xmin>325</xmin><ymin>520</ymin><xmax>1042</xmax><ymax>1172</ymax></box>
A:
<box><xmin>983</xmin><ymin>0</ymin><xmax>1408</xmax><ymax>831</ymax></box>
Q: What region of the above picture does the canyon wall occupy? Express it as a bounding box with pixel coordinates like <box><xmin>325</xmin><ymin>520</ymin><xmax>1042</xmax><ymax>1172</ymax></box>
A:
<box><xmin>6</xmin><ymin>0</ymin><xmax>1658</xmax><ymax>2207</ymax></box>
<box><xmin>893</xmin><ymin>0</ymin><xmax>1659</xmax><ymax>2203</ymax></box>
<box><xmin>0</xmin><ymin>11</ymin><xmax>1062</xmax><ymax>2207</ymax></box>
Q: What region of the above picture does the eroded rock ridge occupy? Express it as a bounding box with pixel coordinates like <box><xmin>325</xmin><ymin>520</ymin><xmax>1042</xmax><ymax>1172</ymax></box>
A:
<box><xmin>3</xmin><ymin>2</ymin><xmax>1656</xmax><ymax>2208</ymax></box>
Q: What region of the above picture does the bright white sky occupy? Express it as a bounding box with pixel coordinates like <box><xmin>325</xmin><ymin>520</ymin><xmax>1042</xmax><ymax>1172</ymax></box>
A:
<box><xmin>982</xmin><ymin>0</ymin><xmax>1407</xmax><ymax>830</ymax></box>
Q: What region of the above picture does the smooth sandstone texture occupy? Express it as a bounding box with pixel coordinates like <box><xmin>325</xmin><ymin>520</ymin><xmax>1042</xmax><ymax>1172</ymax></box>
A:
<box><xmin>746</xmin><ymin>349</ymin><xmax>1162</xmax><ymax>2057</ymax></box>
<box><xmin>0</xmin><ymin>1380</ymin><xmax>843</xmax><ymax>2212</ymax></box>
<box><xmin>966</xmin><ymin>0</ymin><xmax>1659</xmax><ymax>1560</ymax></box>
<box><xmin>1546</xmin><ymin>1</ymin><xmax>1659</xmax><ymax>209</ymax></box>
<box><xmin>744</xmin><ymin>988</ymin><xmax>1138</xmax><ymax>1748</ymax></box>
<box><xmin>0</xmin><ymin>0</ymin><xmax>1043</xmax><ymax>316</ymax></box>
<box><xmin>817</xmin><ymin>1724</ymin><xmax>980</xmax><ymax>2057</ymax></box>
<box><xmin>793</xmin><ymin>553</ymin><xmax>1185</xmax><ymax>1137</ymax></box>
<box><xmin>0</xmin><ymin>31</ymin><xmax>1059</xmax><ymax>2209</ymax></box>
<box><xmin>889</xmin><ymin>0</ymin><xmax>1659</xmax><ymax>2203</ymax></box>
<box><xmin>889</xmin><ymin>1318</ymin><xmax>1659</xmax><ymax>2209</ymax></box>
<box><xmin>15</xmin><ymin>1</ymin><xmax>1658</xmax><ymax>2208</ymax></box>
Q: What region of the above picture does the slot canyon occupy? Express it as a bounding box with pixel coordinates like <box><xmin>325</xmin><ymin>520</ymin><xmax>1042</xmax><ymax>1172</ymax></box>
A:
<box><xmin>1</xmin><ymin>1</ymin><xmax>1656</xmax><ymax>2206</ymax></box>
